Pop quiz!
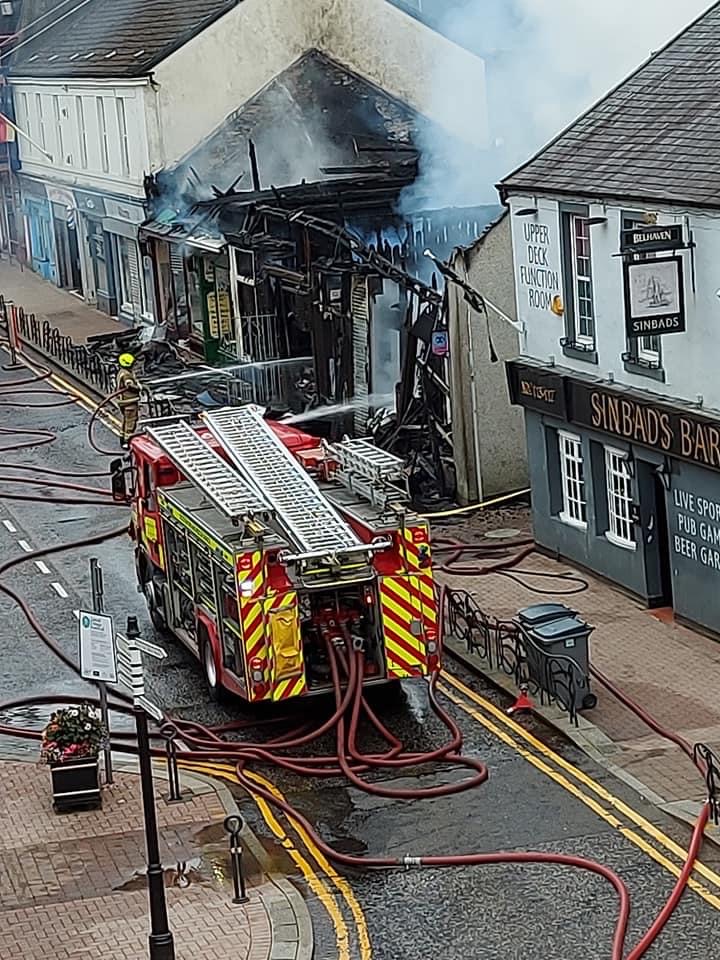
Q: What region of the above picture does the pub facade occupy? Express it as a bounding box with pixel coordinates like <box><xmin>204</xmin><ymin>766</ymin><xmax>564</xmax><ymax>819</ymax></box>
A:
<box><xmin>498</xmin><ymin>5</ymin><xmax>720</xmax><ymax>635</ymax></box>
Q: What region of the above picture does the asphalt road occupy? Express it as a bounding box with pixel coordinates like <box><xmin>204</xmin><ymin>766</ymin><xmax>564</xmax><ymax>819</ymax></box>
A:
<box><xmin>1</xmin><ymin>357</ymin><xmax>719</xmax><ymax>959</ymax></box>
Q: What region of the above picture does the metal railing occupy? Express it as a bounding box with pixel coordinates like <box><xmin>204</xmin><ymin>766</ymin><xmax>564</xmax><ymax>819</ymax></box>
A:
<box><xmin>694</xmin><ymin>743</ymin><xmax>720</xmax><ymax>825</ymax></box>
<box><xmin>0</xmin><ymin>295</ymin><xmax>117</xmax><ymax>394</ymax></box>
<box><xmin>443</xmin><ymin>587</ymin><xmax>592</xmax><ymax>725</ymax></box>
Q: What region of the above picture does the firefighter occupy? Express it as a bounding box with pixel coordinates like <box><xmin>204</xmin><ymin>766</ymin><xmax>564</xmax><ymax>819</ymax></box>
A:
<box><xmin>116</xmin><ymin>353</ymin><xmax>141</xmax><ymax>448</ymax></box>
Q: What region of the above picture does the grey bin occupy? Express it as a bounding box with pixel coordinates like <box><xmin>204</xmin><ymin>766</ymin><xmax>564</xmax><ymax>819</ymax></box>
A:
<box><xmin>518</xmin><ymin>610</ymin><xmax>597</xmax><ymax>712</ymax></box>
<box><xmin>517</xmin><ymin>603</ymin><xmax>577</xmax><ymax>628</ymax></box>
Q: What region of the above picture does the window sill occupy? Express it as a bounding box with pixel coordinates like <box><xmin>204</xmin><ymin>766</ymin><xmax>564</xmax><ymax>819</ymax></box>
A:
<box><xmin>605</xmin><ymin>531</ymin><xmax>637</xmax><ymax>552</ymax></box>
<box><xmin>622</xmin><ymin>359</ymin><xmax>666</xmax><ymax>383</ymax></box>
<box><xmin>561</xmin><ymin>341</ymin><xmax>598</xmax><ymax>364</ymax></box>
<box><xmin>558</xmin><ymin>512</ymin><xmax>588</xmax><ymax>531</ymax></box>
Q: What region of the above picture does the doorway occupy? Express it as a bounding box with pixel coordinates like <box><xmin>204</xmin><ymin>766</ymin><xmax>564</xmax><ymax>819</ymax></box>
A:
<box><xmin>650</xmin><ymin>473</ymin><xmax>673</xmax><ymax>608</ymax></box>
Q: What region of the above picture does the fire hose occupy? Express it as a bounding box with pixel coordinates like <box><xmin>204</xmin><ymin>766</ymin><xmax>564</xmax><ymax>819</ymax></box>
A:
<box><xmin>0</xmin><ymin>365</ymin><xmax>715</xmax><ymax>958</ymax></box>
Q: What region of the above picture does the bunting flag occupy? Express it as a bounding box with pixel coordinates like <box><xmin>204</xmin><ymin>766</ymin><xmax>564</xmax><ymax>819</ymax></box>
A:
<box><xmin>0</xmin><ymin>113</ymin><xmax>16</xmax><ymax>143</ymax></box>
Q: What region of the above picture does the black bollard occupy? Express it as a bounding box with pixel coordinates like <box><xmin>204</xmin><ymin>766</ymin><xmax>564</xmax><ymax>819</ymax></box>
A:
<box><xmin>160</xmin><ymin>724</ymin><xmax>183</xmax><ymax>803</ymax></box>
<box><xmin>224</xmin><ymin>814</ymin><xmax>249</xmax><ymax>904</ymax></box>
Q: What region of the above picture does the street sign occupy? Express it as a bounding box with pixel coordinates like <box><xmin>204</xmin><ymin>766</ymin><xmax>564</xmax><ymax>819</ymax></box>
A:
<box><xmin>78</xmin><ymin>610</ymin><xmax>118</xmax><ymax>684</ymax></box>
<box><xmin>431</xmin><ymin>331</ymin><xmax>449</xmax><ymax>357</ymax></box>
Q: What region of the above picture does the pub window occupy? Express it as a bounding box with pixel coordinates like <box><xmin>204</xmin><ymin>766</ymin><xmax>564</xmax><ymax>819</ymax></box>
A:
<box><xmin>561</xmin><ymin>208</ymin><xmax>595</xmax><ymax>351</ymax></box>
<box><xmin>621</xmin><ymin>214</ymin><xmax>662</xmax><ymax>372</ymax></box>
<box><xmin>558</xmin><ymin>430</ymin><xmax>587</xmax><ymax>528</ymax></box>
<box><xmin>604</xmin><ymin>447</ymin><xmax>635</xmax><ymax>549</ymax></box>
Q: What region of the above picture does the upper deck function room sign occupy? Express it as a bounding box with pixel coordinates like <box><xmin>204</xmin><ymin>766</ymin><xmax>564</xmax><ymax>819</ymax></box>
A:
<box><xmin>516</xmin><ymin>220</ymin><xmax>563</xmax><ymax>315</ymax></box>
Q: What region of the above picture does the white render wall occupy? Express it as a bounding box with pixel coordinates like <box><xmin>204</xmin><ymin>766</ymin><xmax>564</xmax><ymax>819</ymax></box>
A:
<box><xmin>11</xmin><ymin>79</ymin><xmax>151</xmax><ymax>199</ymax></box>
<box><xmin>151</xmin><ymin>0</ymin><xmax>487</xmax><ymax>165</ymax></box>
<box><xmin>508</xmin><ymin>193</ymin><xmax>720</xmax><ymax>410</ymax></box>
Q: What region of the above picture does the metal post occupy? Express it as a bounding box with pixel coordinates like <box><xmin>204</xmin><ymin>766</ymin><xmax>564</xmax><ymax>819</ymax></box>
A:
<box><xmin>224</xmin><ymin>814</ymin><xmax>249</xmax><ymax>904</ymax></box>
<box><xmin>160</xmin><ymin>724</ymin><xmax>183</xmax><ymax>803</ymax></box>
<box><xmin>90</xmin><ymin>558</ymin><xmax>113</xmax><ymax>785</ymax></box>
<box><xmin>135</xmin><ymin>703</ymin><xmax>176</xmax><ymax>960</ymax></box>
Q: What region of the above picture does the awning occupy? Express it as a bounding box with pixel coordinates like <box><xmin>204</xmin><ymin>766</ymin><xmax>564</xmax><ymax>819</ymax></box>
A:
<box><xmin>140</xmin><ymin>215</ymin><xmax>226</xmax><ymax>253</ymax></box>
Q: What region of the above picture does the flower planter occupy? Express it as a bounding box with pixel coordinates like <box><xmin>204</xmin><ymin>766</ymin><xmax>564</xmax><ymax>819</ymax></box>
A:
<box><xmin>49</xmin><ymin>756</ymin><xmax>102</xmax><ymax>812</ymax></box>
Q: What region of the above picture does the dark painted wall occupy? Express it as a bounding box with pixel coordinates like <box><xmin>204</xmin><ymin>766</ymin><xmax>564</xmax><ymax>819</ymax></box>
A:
<box><xmin>526</xmin><ymin>411</ymin><xmax>652</xmax><ymax>599</ymax></box>
<box><xmin>665</xmin><ymin>459</ymin><xmax>720</xmax><ymax>633</ymax></box>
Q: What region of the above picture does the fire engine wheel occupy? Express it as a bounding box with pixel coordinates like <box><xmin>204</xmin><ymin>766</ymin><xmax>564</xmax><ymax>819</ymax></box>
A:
<box><xmin>201</xmin><ymin>637</ymin><xmax>224</xmax><ymax>703</ymax></box>
<box><xmin>144</xmin><ymin>577</ymin><xmax>169</xmax><ymax>635</ymax></box>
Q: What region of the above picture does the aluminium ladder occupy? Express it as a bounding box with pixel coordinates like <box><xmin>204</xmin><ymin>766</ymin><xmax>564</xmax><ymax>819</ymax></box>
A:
<box><xmin>202</xmin><ymin>406</ymin><xmax>361</xmax><ymax>555</ymax></box>
<box><xmin>147</xmin><ymin>420</ymin><xmax>272</xmax><ymax>521</ymax></box>
<box><xmin>331</xmin><ymin>438</ymin><xmax>407</xmax><ymax>483</ymax></box>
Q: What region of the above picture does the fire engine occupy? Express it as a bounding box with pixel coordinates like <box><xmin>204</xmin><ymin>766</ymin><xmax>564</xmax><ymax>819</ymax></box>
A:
<box><xmin>112</xmin><ymin>404</ymin><xmax>439</xmax><ymax>704</ymax></box>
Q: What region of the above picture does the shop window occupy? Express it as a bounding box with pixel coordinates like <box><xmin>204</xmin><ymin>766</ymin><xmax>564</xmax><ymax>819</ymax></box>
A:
<box><xmin>621</xmin><ymin>213</ymin><xmax>665</xmax><ymax>381</ymax></box>
<box><xmin>604</xmin><ymin>447</ymin><xmax>636</xmax><ymax>550</ymax></box>
<box><xmin>558</xmin><ymin>430</ymin><xmax>587</xmax><ymax>529</ymax></box>
<box><xmin>186</xmin><ymin>257</ymin><xmax>204</xmax><ymax>340</ymax></box>
<box><xmin>560</xmin><ymin>205</ymin><xmax>596</xmax><ymax>361</ymax></box>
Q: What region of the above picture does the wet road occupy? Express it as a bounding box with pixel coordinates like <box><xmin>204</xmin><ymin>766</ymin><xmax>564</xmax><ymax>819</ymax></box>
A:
<box><xmin>1</xmin><ymin>357</ymin><xmax>720</xmax><ymax>959</ymax></box>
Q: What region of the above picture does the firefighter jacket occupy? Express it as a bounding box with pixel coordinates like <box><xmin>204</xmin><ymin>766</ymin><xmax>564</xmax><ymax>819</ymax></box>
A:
<box><xmin>117</xmin><ymin>368</ymin><xmax>141</xmax><ymax>408</ymax></box>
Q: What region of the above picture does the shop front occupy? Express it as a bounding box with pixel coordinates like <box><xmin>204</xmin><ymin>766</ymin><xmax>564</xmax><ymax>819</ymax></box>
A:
<box><xmin>508</xmin><ymin>359</ymin><xmax>720</xmax><ymax>634</ymax></box>
<box><xmin>141</xmin><ymin>220</ymin><xmax>230</xmax><ymax>361</ymax></box>
<box><xmin>21</xmin><ymin>177</ymin><xmax>55</xmax><ymax>282</ymax></box>
<box><xmin>47</xmin><ymin>185</ymin><xmax>82</xmax><ymax>295</ymax></box>
<box><xmin>74</xmin><ymin>189</ymin><xmax>112</xmax><ymax>314</ymax></box>
<box><xmin>103</xmin><ymin>198</ymin><xmax>152</xmax><ymax>326</ymax></box>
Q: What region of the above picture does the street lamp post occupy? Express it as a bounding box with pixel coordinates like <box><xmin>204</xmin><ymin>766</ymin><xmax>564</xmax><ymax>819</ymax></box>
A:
<box><xmin>124</xmin><ymin>616</ymin><xmax>176</xmax><ymax>960</ymax></box>
<box><xmin>135</xmin><ymin>702</ymin><xmax>176</xmax><ymax>960</ymax></box>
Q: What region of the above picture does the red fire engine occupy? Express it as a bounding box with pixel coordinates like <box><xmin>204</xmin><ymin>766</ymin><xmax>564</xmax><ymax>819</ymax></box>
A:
<box><xmin>113</xmin><ymin>404</ymin><xmax>439</xmax><ymax>704</ymax></box>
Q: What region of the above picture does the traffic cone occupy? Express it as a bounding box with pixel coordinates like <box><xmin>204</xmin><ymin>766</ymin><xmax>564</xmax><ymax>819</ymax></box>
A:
<box><xmin>507</xmin><ymin>684</ymin><xmax>534</xmax><ymax>715</ymax></box>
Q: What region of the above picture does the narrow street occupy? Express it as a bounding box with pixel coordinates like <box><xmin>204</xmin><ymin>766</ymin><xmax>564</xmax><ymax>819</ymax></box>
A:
<box><xmin>2</xmin><ymin>356</ymin><xmax>719</xmax><ymax>960</ymax></box>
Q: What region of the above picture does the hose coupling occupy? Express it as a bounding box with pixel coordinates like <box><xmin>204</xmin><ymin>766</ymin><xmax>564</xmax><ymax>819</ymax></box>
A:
<box><xmin>402</xmin><ymin>855</ymin><xmax>422</xmax><ymax>870</ymax></box>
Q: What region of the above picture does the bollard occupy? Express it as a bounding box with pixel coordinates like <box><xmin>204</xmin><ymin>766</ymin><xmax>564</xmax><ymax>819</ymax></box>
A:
<box><xmin>159</xmin><ymin>724</ymin><xmax>183</xmax><ymax>803</ymax></box>
<box><xmin>224</xmin><ymin>814</ymin><xmax>249</xmax><ymax>904</ymax></box>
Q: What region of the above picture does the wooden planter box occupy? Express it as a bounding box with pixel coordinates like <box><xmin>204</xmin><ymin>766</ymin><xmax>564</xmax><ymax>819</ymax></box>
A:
<box><xmin>49</xmin><ymin>756</ymin><xmax>101</xmax><ymax>812</ymax></box>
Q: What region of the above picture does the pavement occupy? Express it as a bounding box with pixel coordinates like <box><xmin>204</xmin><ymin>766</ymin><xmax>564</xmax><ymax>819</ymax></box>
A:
<box><xmin>437</xmin><ymin>533</ymin><xmax>720</xmax><ymax>836</ymax></box>
<box><xmin>0</xmin><ymin>258</ymin><xmax>121</xmax><ymax>343</ymax></box>
<box><xmin>0</xmin><ymin>753</ymin><xmax>313</xmax><ymax>960</ymax></box>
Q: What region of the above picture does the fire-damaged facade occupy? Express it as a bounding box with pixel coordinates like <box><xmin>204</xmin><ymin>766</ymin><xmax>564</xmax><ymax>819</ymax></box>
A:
<box><xmin>140</xmin><ymin>51</ymin><xmax>500</xmax><ymax>497</ymax></box>
<box><xmin>500</xmin><ymin>5</ymin><xmax>720</xmax><ymax>635</ymax></box>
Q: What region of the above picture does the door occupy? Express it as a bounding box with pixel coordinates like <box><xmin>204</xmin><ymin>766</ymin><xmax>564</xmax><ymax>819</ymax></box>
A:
<box><xmin>652</xmin><ymin>474</ymin><xmax>673</xmax><ymax>607</ymax></box>
<box><xmin>639</xmin><ymin>457</ymin><xmax>673</xmax><ymax>608</ymax></box>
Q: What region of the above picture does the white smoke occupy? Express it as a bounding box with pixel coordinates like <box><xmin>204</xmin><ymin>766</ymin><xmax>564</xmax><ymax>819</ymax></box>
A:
<box><xmin>403</xmin><ymin>0</ymin><xmax>713</xmax><ymax>210</ymax></box>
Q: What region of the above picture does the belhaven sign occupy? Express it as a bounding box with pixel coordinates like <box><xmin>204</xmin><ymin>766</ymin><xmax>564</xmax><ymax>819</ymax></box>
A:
<box><xmin>571</xmin><ymin>382</ymin><xmax>720</xmax><ymax>473</ymax></box>
<box><xmin>620</xmin><ymin>223</ymin><xmax>684</xmax><ymax>254</ymax></box>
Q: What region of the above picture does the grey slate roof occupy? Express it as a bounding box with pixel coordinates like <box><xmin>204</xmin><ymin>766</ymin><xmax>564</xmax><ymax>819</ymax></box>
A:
<box><xmin>9</xmin><ymin>0</ymin><xmax>239</xmax><ymax>77</ymax></box>
<box><xmin>499</xmin><ymin>3</ymin><xmax>720</xmax><ymax>209</ymax></box>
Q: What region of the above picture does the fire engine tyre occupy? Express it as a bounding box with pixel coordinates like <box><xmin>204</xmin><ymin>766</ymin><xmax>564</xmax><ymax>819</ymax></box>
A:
<box><xmin>145</xmin><ymin>576</ymin><xmax>169</xmax><ymax>635</ymax></box>
<box><xmin>201</xmin><ymin>634</ymin><xmax>225</xmax><ymax>703</ymax></box>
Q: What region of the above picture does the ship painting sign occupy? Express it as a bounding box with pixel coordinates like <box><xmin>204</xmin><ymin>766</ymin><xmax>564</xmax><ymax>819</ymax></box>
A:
<box><xmin>623</xmin><ymin>255</ymin><xmax>686</xmax><ymax>339</ymax></box>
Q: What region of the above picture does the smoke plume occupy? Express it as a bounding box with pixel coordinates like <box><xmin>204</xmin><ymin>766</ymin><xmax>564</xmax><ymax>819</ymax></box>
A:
<box><xmin>403</xmin><ymin>0</ymin><xmax>712</xmax><ymax>210</ymax></box>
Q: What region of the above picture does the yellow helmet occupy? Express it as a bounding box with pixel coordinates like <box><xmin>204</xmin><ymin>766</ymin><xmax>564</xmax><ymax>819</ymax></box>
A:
<box><xmin>118</xmin><ymin>353</ymin><xmax>136</xmax><ymax>368</ymax></box>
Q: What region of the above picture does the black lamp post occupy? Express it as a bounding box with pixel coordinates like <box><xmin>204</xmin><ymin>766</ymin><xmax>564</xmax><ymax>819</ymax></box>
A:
<box><xmin>127</xmin><ymin>616</ymin><xmax>176</xmax><ymax>960</ymax></box>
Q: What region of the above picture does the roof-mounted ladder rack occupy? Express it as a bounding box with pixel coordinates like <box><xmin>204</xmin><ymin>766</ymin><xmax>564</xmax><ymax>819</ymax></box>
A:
<box><xmin>202</xmin><ymin>406</ymin><xmax>362</xmax><ymax>555</ymax></box>
<box><xmin>329</xmin><ymin>437</ymin><xmax>410</xmax><ymax>507</ymax></box>
<box><xmin>147</xmin><ymin>420</ymin><xmax>273</xmax><ymax>522</ymax></box>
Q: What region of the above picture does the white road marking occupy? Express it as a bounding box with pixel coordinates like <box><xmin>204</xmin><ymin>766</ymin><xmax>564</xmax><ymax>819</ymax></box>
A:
<box><xmin>51</xmin><ymin>582</ymin><xmax>69</xmax><ymax>599</ymax></box>
<box><xmin>35</xmin><ymin>560</ymin><xmax>51</xmax><ymax>575</ymax></box>
<box><xmin>2</xmin><ymin>519</ymin><xmax>17</xmax><ymax>533</ymax></box>
<box><xmin>17</xmin><ymin>540</ymin><xmax>32</xmax><ymax>553</ymax></box>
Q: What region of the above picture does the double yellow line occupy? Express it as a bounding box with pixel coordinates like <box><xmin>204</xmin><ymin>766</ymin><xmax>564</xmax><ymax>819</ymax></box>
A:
<box><xmin>439</xmin><ymin>670</ymin><xmax>720</xmax><ymax>910</ymax></box>
<box><xmin>181</xmin><ymin>760</ymin><xmax>373</xmax><ymax>960</ymax></box>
